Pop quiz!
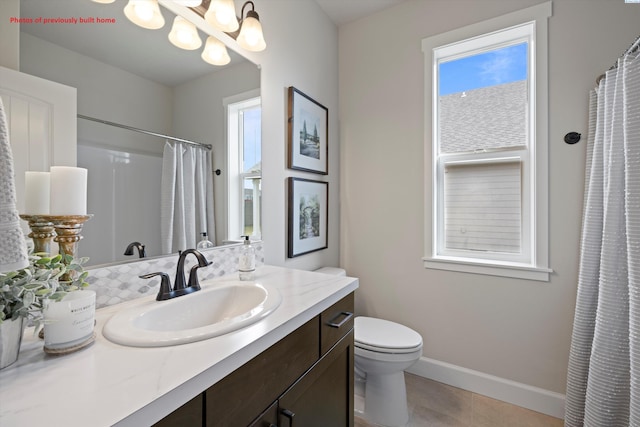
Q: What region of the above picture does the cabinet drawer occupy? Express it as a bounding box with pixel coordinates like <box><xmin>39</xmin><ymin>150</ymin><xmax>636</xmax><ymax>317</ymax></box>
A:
<box><xmin>205</xmin><ymin>317</ymin><xmax>319</xmax><ymax>427</ymax></box>
<box><xmin>320</xmin><ymin>293</ymin><xmax>355</xmax><ymax>355</ymax></box>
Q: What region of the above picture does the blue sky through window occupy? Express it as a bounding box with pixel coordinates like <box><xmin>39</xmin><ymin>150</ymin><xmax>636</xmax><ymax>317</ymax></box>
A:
<box><xmin>439</xmin><ymin>42</ymin><xmax>527</xmax><ymax>96</ymax></box>
<box><xmin>243</xmin><ymin>108</ymin><xmax>261</xmax><ymax>172</ymax></box>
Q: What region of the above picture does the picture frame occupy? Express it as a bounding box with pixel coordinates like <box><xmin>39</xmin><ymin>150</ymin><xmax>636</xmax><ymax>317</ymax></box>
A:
<box><xmin>288</xmin><ymin>178</ymin><xmax>328</xmax><ymax>258</ymax></box>
<box><xmin>287</xmin><ymin>87</ymin><xmax>328</xmax><ymax>175</ymax></box>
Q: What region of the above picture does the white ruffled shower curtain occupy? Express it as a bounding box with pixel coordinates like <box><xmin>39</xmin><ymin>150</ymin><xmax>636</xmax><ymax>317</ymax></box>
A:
<box><xmin>565</xmin><ymin>42</ymin><xmax>640</xmax><ymax>426</ymax></box>
<box><xmin>160</xmin><ymin>141</ymin><xmax>215</xmax><ymax>254</ymax></box>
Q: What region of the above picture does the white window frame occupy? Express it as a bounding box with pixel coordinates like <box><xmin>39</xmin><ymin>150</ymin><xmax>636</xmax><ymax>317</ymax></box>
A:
<box><xmin>224</xmin><ymin>89</ymin><xmax>261</xmax><ymax>242</ymax></box>
<box><xmin>422</xmin><ymin>2</ymin><xmax>552</xmax><ymax>281</ymax></box>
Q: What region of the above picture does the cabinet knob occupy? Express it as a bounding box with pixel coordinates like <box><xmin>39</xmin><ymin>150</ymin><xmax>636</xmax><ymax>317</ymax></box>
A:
<box><xmin>280</xmin><ymin>408</ymin><xmax>295</xmax><ymax>427</ymax></box>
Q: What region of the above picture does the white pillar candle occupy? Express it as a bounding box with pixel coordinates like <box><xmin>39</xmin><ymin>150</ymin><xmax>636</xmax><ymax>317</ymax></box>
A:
<box><xmin>24</xmin><ymin>171</ymin><xmax>50</xmax><ymax>215</ymax></box>
<box><xmin>49</xmin><ymin>166</ymin><xmax>88</xmax><ymax>215</ymax></box>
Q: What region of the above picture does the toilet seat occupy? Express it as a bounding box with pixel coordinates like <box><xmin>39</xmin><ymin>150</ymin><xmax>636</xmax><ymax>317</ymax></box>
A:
<box><xmin>355</xmin><ymin>316</ymin><xmax>422</xmax><ymax>354</ymax></box>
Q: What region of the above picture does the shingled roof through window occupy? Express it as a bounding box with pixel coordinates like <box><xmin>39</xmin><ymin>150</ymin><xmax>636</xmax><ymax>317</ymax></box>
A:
<box><xmin>439</xmin><ymin>80</ymin><xmax>527</xmax><ymax>153</ymax></box>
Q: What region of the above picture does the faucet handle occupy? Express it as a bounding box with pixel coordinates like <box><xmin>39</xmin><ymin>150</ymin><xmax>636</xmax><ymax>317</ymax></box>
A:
<box><xmin>140</xmin><ymin>272</ymin><xmax>172</xmax><ymax>301</ymax></box>
<box><xmin>187</xmin><ymin>261</ymin><xmax>210</xmax><ymax>291</ymax></box>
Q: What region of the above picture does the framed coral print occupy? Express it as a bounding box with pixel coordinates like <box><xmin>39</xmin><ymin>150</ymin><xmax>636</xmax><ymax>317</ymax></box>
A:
<box><xmin>288</xmin><ymin>178</ymin><xmax>328</xmax><ymax>258</ymax></box>
<box><xmin>287</xmin><ymin>87</ymin><xmax>328</xmax><ymax>174</ymax></box>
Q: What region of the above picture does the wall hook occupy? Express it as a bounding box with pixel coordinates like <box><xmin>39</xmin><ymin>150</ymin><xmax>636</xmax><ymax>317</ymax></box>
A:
<box><xmin>564</xmin><ymin>132</ymin><xmax>581</xmax><ymax>144</ymax></box>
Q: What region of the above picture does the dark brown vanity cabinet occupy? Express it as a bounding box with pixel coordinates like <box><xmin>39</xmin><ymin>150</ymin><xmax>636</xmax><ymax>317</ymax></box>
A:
<box><xmin>277</xmin><ymin>329</ymin><xmax>354</xmax><ymax>427</ymax></box>
<box><xmin>155</xmin><ymin>292</ymin><xmax>354</xmax><ymax>427</ymax></box>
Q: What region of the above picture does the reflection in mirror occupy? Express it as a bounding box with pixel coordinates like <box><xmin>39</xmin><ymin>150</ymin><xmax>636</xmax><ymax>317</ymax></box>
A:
<box><xmin>18</xmin><ymin>0</ymin><xmax>261</xmax><ymax>267</ymax></box>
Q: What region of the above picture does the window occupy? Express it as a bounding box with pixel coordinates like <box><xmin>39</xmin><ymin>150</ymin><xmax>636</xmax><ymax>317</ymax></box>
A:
<box><xmin>226</xmin><ymin>90</ymin><xmax>261</xmax><ymax>241</ymax></box>
<box><xmin>422</xmin><ymin>2</ymin><xmax>551</xmax><ymax>281</ymax></box>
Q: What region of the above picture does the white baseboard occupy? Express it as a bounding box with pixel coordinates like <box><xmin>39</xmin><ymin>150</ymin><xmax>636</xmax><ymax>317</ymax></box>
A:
<box><xmin>406</xmin><ymin>357</ymin><xmax>566</xmax><ymax>420</ymax></box>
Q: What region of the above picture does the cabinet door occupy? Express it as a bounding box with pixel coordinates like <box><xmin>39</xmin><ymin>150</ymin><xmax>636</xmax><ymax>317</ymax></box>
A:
<box><xmin>205</xmin><ymin>318</ymin><xmax>319</xmax><ymax>427</ymax></box>
<box><xmin>153</xmin><ymin>394</ymin><xmax>203</xmax><ymax>427</ymax></box>
<box><xmin>249</xmin><ymin>402</ymin><xmax>278</xmax><ymax>427</ymax></box>
<box><xmin>278</xmin><ymin>330</ymin><xmax>354</xmax><ymax>427</ymax></box>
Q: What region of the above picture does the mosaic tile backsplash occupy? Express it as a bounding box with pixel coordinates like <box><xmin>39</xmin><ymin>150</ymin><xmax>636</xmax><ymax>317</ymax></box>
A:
<box><xmin>86</xmin><ymin>242</ymin><xmax>264</xmax><ymax>309</ymax></box>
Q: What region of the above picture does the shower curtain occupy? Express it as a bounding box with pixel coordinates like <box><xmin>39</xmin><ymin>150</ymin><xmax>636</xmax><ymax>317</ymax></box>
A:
<box><xmin>565</xmin><ymin>45</ymin><xmax>640</xmax><ymax>426</ymax></box>
<box><xmin>160</xmin><ymin>141</ymin><xmax>215</xmax><ymax>254</ymax></box>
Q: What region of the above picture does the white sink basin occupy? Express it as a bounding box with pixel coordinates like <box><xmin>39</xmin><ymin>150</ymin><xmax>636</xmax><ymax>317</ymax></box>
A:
<box><xmin>103</xmin><ymin>281</ymin><xmax>281</xmax><ymax>347</ymax></box>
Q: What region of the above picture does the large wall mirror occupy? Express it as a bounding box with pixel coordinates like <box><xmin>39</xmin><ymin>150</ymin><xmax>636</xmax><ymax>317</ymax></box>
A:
<box><xmin>18</xmin><ymin>0</ymin><xmax>261</xmax><ymax>267</ymax></box>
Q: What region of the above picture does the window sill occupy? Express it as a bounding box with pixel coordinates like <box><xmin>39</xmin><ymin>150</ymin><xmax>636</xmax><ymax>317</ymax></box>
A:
<box><xmin>423</xmin><ymin>256</ymin><xmax>551</xmax><ymax>281</ymax></box>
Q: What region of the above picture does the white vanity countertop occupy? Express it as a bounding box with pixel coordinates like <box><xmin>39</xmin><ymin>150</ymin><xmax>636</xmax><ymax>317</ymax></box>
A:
<box><xmin>0</xmin><ymin>265</ymin><xmax>358</xmax><ymax>427</ymax></box>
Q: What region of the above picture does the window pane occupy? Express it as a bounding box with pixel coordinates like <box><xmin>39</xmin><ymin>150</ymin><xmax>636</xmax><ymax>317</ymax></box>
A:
<box><xmin>444</xmin><ymin>161</ymin><xmax>521</xmax><ymax>253</ymax></box>
<box><xmin>438</xmin><ymin>43</ymin><xmax>528</xmax><ymax>153</ymax></box>
<box><xmin>242</xmin><ymin>107</ymin><xmax>261</xmax><ymax>173</ymax></box>
<box><xmin>243</xmin><ymin>177</ymin><xmax>261</xmax><ymax>236</ymax></box>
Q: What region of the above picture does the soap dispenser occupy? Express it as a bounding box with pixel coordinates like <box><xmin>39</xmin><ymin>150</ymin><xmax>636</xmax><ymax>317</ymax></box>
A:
<box><xmin>196</xmin><ymin>232</ymin><xmax>214</xmax><ymax>250</ymax></box>
<box><xmin>238</xmin><ymin>235</ymin><xmax>255</xmax><ymax>281</ymax></box>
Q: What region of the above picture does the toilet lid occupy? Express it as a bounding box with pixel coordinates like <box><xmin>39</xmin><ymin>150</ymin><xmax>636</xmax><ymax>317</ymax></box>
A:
<box><xmin>355</xmin><ymin>317</ymin><xmax>422</xmax><ymax>353</ymax></box>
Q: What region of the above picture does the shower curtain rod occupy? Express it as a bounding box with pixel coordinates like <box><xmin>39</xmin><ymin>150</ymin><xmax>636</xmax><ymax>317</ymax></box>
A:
<box><xmin>596</xmin><ymin>34</ymin><xmax>640</xmax><ymax>85</ymax></box>
<box><xmin>77</xmin><ymin>114</ymin><xmax>212</xmax><ymax>150</ymax></box>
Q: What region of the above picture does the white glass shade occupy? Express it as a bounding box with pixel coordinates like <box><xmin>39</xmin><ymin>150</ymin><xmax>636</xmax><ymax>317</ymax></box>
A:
<box><xmin>237</xmin><ymin>14</ymin><xmax>266</xmax><ymax>52</ymax></box>
<box><xmin>168</xmin><ymin>16</ymin><xmax>202</xmax><ymax>50</ymax></box>
<box><xmin>205</xmin><ymin>0</ymin><xmax>239</xmax><ymax>33</ymax></box>
<box><xmin>173</xmin><ymin>0</ymin><xmax>203</xmax><ymax>6</ymax></box>
<box><xmin>123</xmin><ymin>0</ymin><xmax>165</xmax><ymax>30</ymax></box>
<box><xmin>91</xmin><ymin>0</ymin><xmax>116</xmax><ymax>3</ymax></box>
<box><xmin>201</xmin><ymin>36</ymin><xmax>230</xmax><ymax>66</ymax></box>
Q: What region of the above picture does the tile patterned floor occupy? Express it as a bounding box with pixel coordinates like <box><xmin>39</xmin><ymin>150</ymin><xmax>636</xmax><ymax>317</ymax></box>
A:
<box><xmin>355</xmin><ymin>373</ymin><xmax>564</xmax><ymax>427</ymax></box>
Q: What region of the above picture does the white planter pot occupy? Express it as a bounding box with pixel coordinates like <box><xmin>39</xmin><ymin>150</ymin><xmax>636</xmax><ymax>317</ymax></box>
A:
<box><xmin>43</xmin><ymin>290</ymin><xmax>96</xmax><ymax>351</ymax></box>
<box><xmin>0</xmin><ymin>317</ymin><xmax>24</xmax><ymax>370</ymax></box>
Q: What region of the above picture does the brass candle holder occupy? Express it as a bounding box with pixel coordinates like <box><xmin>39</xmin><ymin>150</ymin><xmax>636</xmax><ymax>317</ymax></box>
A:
<box><xmin>21</xmin><ymin>214</ymin><xmax>93</xmax><ymax>257</ymax></box>
<box><xmin>19</xmin><ymin>214</ymin><xmax>56</xmax><ymax>254</ymax></box>
<box><xmin>20</xmin><ymin>215</ymin><xmax>93</xmax><ymax>280</ymax></box>
<box><xmin>48</xmin><ymin>215</ymin><xmax>93</xmax><ymax>260</ymax></box>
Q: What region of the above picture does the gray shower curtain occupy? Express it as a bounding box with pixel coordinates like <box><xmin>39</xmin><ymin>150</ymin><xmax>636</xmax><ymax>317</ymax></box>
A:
<box><xmin>565</xmin><ymin>45</ymin><xmax>640</xmax><ymax>426</ymax></box>
<box><xmin>160</xmin><ymin>141</ymin><xmax>215</xmax><ymax>254</ymax></box>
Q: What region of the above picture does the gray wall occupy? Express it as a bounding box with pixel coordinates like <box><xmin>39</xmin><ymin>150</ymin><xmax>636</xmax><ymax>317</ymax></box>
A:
<box><xmin>253</xmin><ymin>0</ymin><xmax>340</xmax><ymax>271</ymax></box>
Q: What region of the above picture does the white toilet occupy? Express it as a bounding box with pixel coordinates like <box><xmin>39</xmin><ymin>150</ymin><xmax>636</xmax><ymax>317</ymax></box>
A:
<box><xmin>315</xmin><ymin>267</ymin><xmax>423</xmax><ymax>427</ymax></box>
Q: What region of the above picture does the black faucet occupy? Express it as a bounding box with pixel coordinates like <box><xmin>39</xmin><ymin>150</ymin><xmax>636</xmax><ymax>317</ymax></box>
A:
<box><xmin>140</xmin><ymin>249</ymin><xmax>211</xmax><ymax>301</ymax></box>
<box><xmin>124</xmin><ymin>241</ymin><xmax>146</xmax><ymax>258</ymax></box>
<box><xmin>174</xmin><ymin>249</ymin><xmax>211</xmax><ymax>292</ymax></box>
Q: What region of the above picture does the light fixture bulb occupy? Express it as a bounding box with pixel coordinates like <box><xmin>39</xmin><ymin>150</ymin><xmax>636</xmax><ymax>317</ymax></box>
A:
<box><xmin>237</xmin><ymin>11</ymin><xmax>265</xmax><ymax>52</ymax></box>
<box><xmin>123</xmin><ymin>0</ymin><xmax>165</xmax><ymax>30</ymax></box>
<box><xmin>169</xmin><ymin>16</ymin><xmax>202</xmax><ymax>50</ymax></box>
<box><xmin>201</xmin><ymin>36</ymin><xmax>231</xmax><ymax>66</ymax></box>
<box><xmin>134</xmin><ymin>2</ymin><xmax>153</xmax><ymax>21</ymax></box>
<box><xmin>205</xmin><ymin>0</ymin><xmax>239</xmax><ymax>32</ymax></box>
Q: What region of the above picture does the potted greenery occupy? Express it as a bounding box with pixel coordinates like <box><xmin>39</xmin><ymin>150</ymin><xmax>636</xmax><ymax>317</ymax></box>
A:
<box><xmin>0</xmin><ymin>252</ymin><xmax>88</xmax><ymax>369</ymax></box>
